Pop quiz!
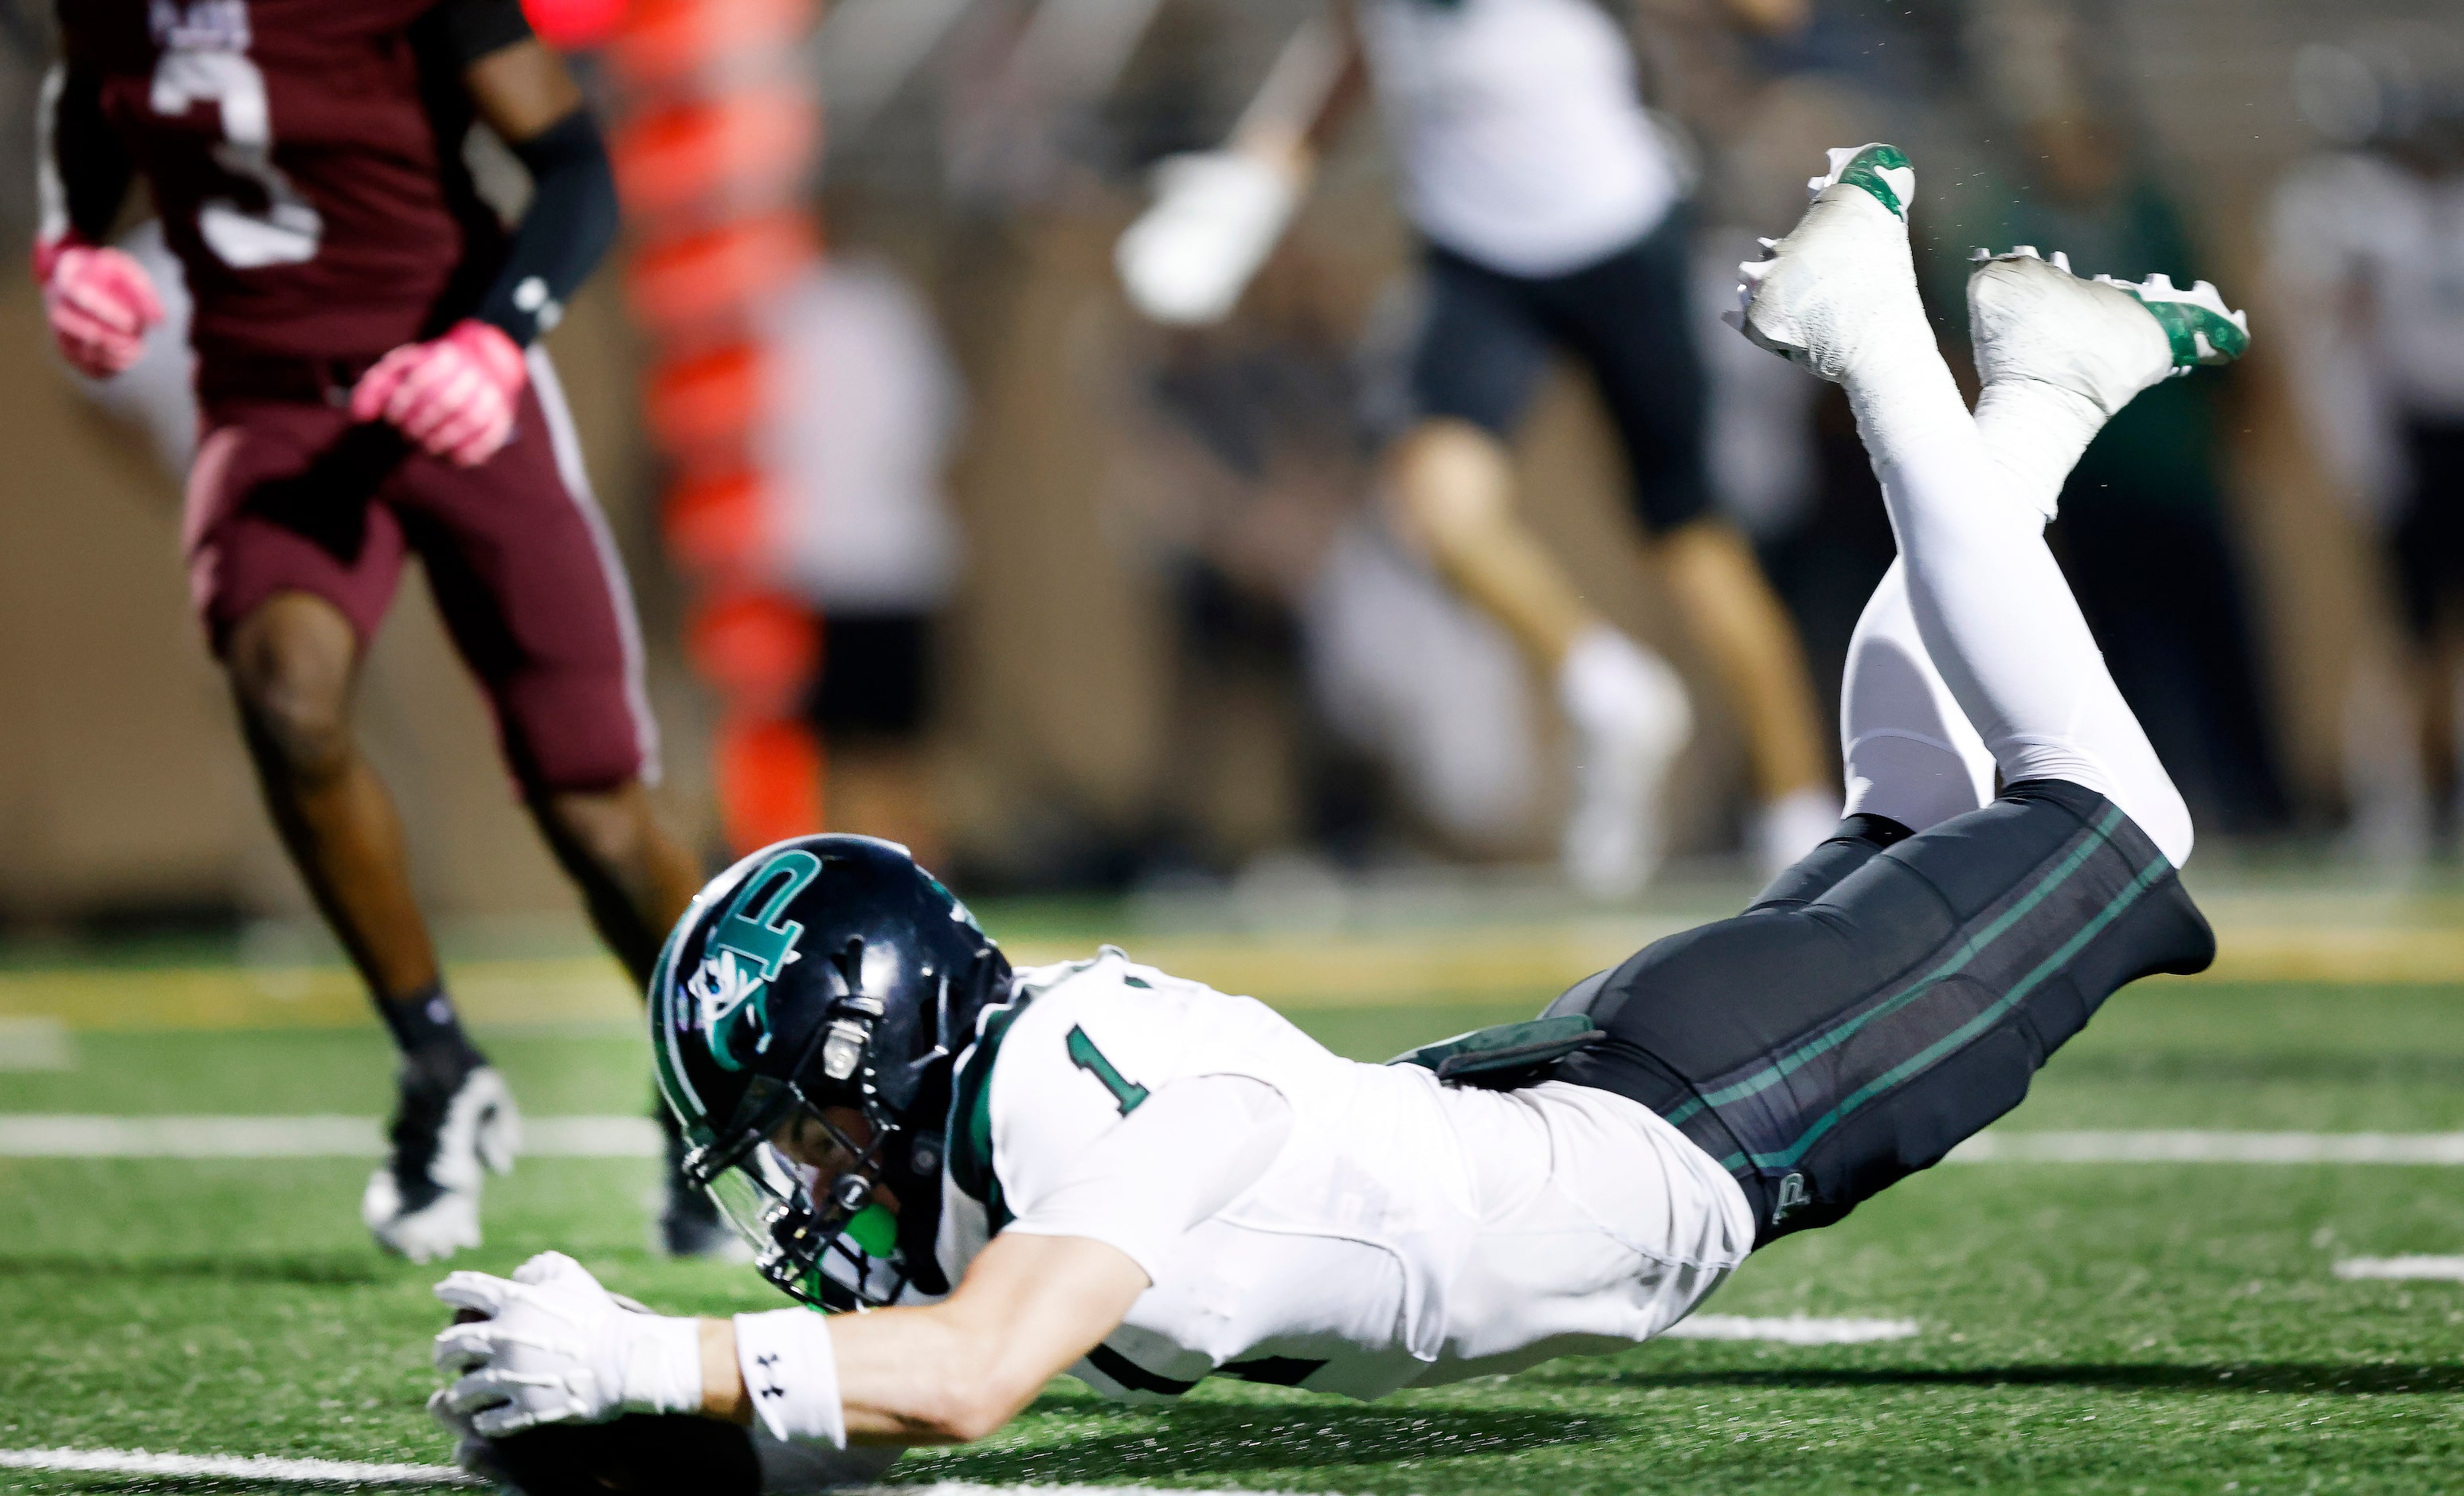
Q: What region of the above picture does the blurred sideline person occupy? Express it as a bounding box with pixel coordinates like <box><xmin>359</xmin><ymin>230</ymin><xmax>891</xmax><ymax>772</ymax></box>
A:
<box><xmin>37</xmin><ymin>0</ymin><xmax>707</xmax><ymax>1260</ymax></box>
<box><xmin>425</xmin><ymin>146</ymin><xmax>2236</xmax><ymax>1492</ymax></box>
<box><xmin>1123</xmin><ymin>260</ymin><xmax>1545</xmax><ymax>867</ymax></box>
<box><xmin>757</xmin><ymin>252</ymin><xmax>966</xmax><ymax>869</ymax></box>
<box><xmin>2268</xmin><ymin>36</ymin><xmax>2464</xmax><ymax>856</ymax></box>
<box><xmin>1117</xmin><ymin>0</ymin><xmax>1839</xmax><ymax>896</ymax></box>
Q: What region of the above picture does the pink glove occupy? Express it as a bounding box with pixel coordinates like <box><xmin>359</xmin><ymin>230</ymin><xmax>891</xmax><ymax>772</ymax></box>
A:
<box><xmin>350</xmin><ymin>319</ymin><xmax>528</xmax><ymax>467</ymax></box>
<box><xmin>38</xmin><ymin>236</ymin><xmax>165</xmax><ymax>379</ymax></box>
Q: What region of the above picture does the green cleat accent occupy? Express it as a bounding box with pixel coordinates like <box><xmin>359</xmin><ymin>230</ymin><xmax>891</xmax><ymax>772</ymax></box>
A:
<box><xmin>2096</xmin><ymin>271</ymin><xmax>2251</xmax><ymax>372</ymax></box>
<box><xmin>1809</xmin><ymin>143</ymin><xmax>1915</xmax><ymax>221</ymax></box>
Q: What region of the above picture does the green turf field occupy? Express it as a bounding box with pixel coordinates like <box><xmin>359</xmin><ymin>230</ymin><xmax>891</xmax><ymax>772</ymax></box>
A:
<box><xmin>4</xmin><ymin>896</ymin><xmax>2462</xmax><ymax>1494</ymax></box>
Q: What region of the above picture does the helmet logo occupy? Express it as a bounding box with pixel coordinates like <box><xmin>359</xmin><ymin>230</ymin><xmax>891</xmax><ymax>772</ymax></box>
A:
<box><xmin>691</xmin><ymin>949</ymin><xmax>771</xmax><ymax>1070</ymax></box>
<box><xmin>712</xmin><ymin>850</ymin><xmax>824</xmax><ymax>982</ymax></box>
<box><xmin>695</xmin><ymin>849</ymin><xmax>825</xmax><ymax>1071</ymax></box>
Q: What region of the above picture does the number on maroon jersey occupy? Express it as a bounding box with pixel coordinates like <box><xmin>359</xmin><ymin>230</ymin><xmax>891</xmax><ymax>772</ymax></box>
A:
<box><xmin>148</xmin><ymin>10</ymin><xmax>321</xmax><ymax>268</ymax></box>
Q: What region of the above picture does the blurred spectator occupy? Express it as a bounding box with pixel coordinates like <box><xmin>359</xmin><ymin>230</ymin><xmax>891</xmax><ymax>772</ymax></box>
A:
<box><xmin>1126</xmin><ymin>259</ymin><xmax>1546</xmax><ymax>871</ymax></box>
<box><xmin>1117</xmin><ymin>0</ymin><xmax>1844</xmax><ymax>894</ymax></box>
<box><xmin>757</xmin><ymin>250</ymin><xmax>966</xmax><ymax>866</ymax></box>
<box><xmin>2267</xmin><ymin>29</ymin><xmax>2464</xmax><ymax>858</ymax></box>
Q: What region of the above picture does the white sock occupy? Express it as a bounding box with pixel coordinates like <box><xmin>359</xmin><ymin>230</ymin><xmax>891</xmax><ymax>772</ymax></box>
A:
<box><xmin>1557</xmin><ymin>626</ymin><xmax>1686</xmax><ymax>742</ymax></box>
<box><xmin>1871</xmin><ymin>441</ymin><xmax>2193</xmax><ymax>865</ymax></box>
<box><xmin>1972</xmin><ymin>378</ymin><xmax>2099</xmax><ymax>523</ymax></box>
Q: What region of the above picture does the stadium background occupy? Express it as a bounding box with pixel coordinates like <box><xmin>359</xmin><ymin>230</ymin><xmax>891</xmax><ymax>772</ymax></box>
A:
<box><xmin>0</xmin><ymin>0</ymin><xmax>2450</xmax><ymax>930</ymax></box>
<box><xmin>5</xmin><ymin>2</ymin><xmax>2464</xmax><ymax>1492</ymax></box>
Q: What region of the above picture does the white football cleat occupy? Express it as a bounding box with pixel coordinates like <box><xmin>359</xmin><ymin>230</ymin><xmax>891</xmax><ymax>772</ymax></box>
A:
<box><xmin>363</xmin><ymin>1061</ymin><xmax>519</xmax><ymax>1263</ymax></box>
<box><xmin>1968</xmin><ymin>248</ymin><xmax>2251</xmax><ymax>519</ymax></box>
<box><xmin>2096</xmin><ymin>268</ymin><xmax>2250</xmax><ymax>370</ymax></box>
<box><xmin>1751</xmin><ymin>786</ymin><xmax>1845</xmax><ymax>880</ymax></box>
<box><xmin>1971</xmin><ymin>246</ymin><xmax>2177</xmax><ymax>420</ymax></box>
<box><xmin>1559</xmin><ymin>630</ymin><xmax>1694</xmax><ymax>901</ymax></box>
<box><xmin>1726</xmin><ymin>143</ymin><xmax>1925</xmax><ymax>384</ymax></box>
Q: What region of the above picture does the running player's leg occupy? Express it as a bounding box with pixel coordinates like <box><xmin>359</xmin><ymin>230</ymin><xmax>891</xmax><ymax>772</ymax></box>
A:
<box><xmin>1389</xmin><ymin>245</ymin><xmax>1691</xmax><ymax>898</ymax></box>
<box><xmin>189</xmin><ymin>407</ymin><xmax>517</xmax><ymax>1263</ymax></box>
<box><xmin>1536</xmin><ymin>213</ymin><xmax>1837</xmax><ymax>873</ymax></box>
<box><xmin>1732</xmin><ymin>146</ymin><xmax>2243</xmax><ymax>867</ymax></box>
<box><xmin>394</xmin><ymin>353</ymin><xmax>713</xmax><ymax>1255</ymax></box>
<box><xmin>225</xmin><ymin>591</ymin><xmax>441</xmax><ymax>1004</ymax></box>
<box><xmin>398</xmin><ymin>352</ymin><xmax>702</xmax><ymax>977</ymax></box>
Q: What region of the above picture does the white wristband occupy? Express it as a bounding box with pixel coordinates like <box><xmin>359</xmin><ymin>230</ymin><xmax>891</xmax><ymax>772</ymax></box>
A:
<box><xmin>734</xmin><ymin>1308</ymin><xmax>847</xmax><ymax>1449</ymax></box>
<box><xmin>618</xmin><ymin>1313</ymin><xmax>707</xmax><ymax>1416</ymax></box>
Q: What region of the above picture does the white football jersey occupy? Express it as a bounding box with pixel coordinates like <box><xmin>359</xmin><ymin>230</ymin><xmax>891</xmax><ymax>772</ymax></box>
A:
<box><xmin>934</xmin><ymin>949</ymin><xmax>1753</xmax><ymax>1403</ymax></box>
<box><xmin>1360</xmin><ymin>0</ymin><xmax>1682</xmax><ymax>276</ymax></box>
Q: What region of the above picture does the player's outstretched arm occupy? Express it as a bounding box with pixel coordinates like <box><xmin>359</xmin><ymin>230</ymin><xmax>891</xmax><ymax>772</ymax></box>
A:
<box><xmin>712</xmin><ymin>1232</ymin><xmax>1151</xmax><ymax>1445</ymax></box>
<box><xmin>1113</xmin><ymin>5</ymin><xmax>1365</xmax><ymax>326</ymax></box>
<box><xmin>433</xmin><ymin>1237</ymin><xmax>1146</xmax><ymax>1450</ymax></box>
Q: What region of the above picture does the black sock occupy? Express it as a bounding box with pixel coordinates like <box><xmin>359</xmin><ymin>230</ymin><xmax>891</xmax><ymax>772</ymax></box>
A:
<box><xmin>379</xmin><ymin>982</ymin><xmax>485</xmax><ymax>1082</ymax></box>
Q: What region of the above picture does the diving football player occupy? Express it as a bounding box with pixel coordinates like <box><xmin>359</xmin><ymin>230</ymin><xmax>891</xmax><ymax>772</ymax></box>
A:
<box><xmin>37</xmin><ymin>0</ymin><xmax>708</xmax><ymax>1260</ymax></box>
<box><xmin>428</xmin><ymin>144</ymin><xmax>2247</xmax><ymax>1487</ymax></box>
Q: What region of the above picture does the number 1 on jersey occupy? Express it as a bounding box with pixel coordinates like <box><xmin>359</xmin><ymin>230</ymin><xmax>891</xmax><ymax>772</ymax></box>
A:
<box><xmin>1066</xmin><ymin>1026</ymin><xmax>1149</xmax><ymax>1115</ymax></box>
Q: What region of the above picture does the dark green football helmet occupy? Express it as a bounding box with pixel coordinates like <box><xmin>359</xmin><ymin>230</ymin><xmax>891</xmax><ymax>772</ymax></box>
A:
<box><xmin>649</xmin><ymin>835</ymin><xmax>1009</xmax><ymax>1309</ymax></box>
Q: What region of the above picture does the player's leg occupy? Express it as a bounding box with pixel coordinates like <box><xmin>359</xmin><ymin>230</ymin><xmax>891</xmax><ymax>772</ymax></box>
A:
<box><xmin>531</xmin><ymin>779</ymin><xmax>705</xmax><ymax>982</ymax></box>
<box><xmin>188</xmin><ymin>410</ymin><xmax>517</xmax><ymax>1263</ymax></box>
<box><xmin>1832</xmin><ymin>558</ymin><xmax>1994</xmax><ymax>835</ymax></box>
<box><xmin>1741</xmin><ymin>552</ymin><xmax>1988</xmax><ymax>912</ymax></box>
<box><xmin>396</xmin><ymin>352</ymin><xmax>716</xmax><ymax>1254</ymax></box>
<box><xmin>1822</xmin><ymin>243</ymin><xmax>2229</xmax><ymax>854</ymax></box>
<box><xmin>1551</xmin><ymin>149</ymin><xmax>2234</xmax><ymax>1243</ymax></box>
<box><xmin>1733</xmin><ymin>147</ymin><xmax>2247</xmax><ymax>868</ymax></box>
<box><xmin>1387</xmin><ymin>245</ymin><xmax>1692</xmax><ymax>898</ymax></box>
<box><xmin>1534</xmin><ymin>214</ymin><xmax>1837</xmax><ymax>874</ymax></box>
<box><xmin>225</xmin><ymin>592</ymin><xmax>444</xmax><ymax>1006</ymax></box>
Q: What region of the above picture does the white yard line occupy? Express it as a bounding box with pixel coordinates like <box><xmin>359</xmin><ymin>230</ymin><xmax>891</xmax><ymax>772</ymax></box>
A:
<box><xmin>0</xmin><ymin>1114</ymin><xmax>661</xmax><ymax>1158</ymax></box>
<box><xmin>1945</xmin><ymin>1130</ymin><xmax>2464</xmax><ymax>1164</ymax></box>
<box><xmin>2333</xmin><ymin>1255</ymin><xmax>2464</xmax><ymax>1282</ymax></box>
<box><xmin>0</xmin><ymin>1447</ymin><xmax>478</xmax><ymax>1486</ymax></box>
<box><xmin>0</xmin><ymin>1447</ymin><xmax>1314</xmax><ymax>1495</ymax></box>
<box><xmin>1662</xmin><ymin>1314</ymin><xmax>1918</xmax><ymax>1344</ymax></box>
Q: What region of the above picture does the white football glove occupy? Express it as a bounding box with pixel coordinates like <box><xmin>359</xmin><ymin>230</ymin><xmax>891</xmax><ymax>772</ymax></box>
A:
<box><xmin>1114</xmin><ymin>149</ymin><xmax>1302</xmax><ymax>327</ymax></box>
<box><xmin>432</xmin><ymin>1251</ymin><xmax>704</xmax><ymax>1437</ymax></box>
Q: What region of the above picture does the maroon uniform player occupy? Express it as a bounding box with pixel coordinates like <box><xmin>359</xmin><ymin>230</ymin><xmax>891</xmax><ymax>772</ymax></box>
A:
<box><xmin>37</xmin><ymin>0</ymin><xmax>719</xmax><ymax>1261</ymax></box>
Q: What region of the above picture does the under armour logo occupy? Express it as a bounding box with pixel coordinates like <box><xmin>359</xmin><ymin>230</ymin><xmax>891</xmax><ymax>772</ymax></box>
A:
<box><xmin>754</xmin><ymin>1351</ymin><xmax>786</xmax><ymax>1400</ymax></box>
<box><xmin>1770</xmin><ymin>1172</ymin><xmax>1812</xmax><ymax>1224</ymax></box>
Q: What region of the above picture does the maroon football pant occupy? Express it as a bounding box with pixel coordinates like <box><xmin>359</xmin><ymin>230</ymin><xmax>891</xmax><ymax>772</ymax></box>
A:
<box><xmin>182</xmin><ymin>354</ymin><xmax>656</xmax><ymax>793</ymax></box>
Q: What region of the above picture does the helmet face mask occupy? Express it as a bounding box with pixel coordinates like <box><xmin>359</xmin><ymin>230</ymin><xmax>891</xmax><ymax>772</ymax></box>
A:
<box><xmin>652</xmin><ymin>836</ymin><xmax>1007</xmax><ymax>1313</ymax></box>
<box><xmin>699</xmin><ymin>1125</ymin><xmax>910</xmax><ymax>1311</ymax></box>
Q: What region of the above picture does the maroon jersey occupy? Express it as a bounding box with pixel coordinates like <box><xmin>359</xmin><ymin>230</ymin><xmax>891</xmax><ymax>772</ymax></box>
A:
<box><xmin>55</xmin><ymin>0</ymin><xmax>517</xmax><ymax>365</ymax></box>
